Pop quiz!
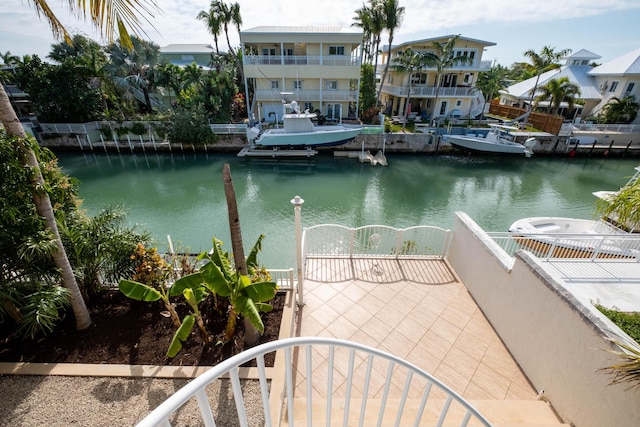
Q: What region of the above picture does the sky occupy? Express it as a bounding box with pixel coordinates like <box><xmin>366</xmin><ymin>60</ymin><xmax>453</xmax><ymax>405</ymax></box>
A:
<box><xmin>1</xmin><ymin>0</ymin><xmax>640</xmax><ymax>67</ymax></box>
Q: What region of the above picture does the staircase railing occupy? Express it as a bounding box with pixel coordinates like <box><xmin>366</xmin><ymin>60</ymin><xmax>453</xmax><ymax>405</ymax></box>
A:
<box><xmin>136</xmin><ymin>336</ymin><xmax>492</xmax><ymax>427</ymax></box>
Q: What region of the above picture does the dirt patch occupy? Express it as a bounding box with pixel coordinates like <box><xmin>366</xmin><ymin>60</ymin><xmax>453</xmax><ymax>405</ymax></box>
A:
<box><xmin>0</xmin><ymin>291</ymin><xmax>285</xmax><ymax>367</ymax></box>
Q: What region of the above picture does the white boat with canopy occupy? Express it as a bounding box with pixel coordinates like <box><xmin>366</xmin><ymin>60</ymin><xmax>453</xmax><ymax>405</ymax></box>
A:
<box><xmin>246</xmin><ymin>97</ymin><xmax>361</xmax><ymax>148</ymax></box>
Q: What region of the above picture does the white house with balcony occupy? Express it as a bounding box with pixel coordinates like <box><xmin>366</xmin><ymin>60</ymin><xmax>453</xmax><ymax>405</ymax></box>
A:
<box><xmin>499</xmin><ymin>48</ymin><xmax>640</xmax><ymax>123</ymax></box>
<box><xmin>239</xmin><ymin>26</ymin><xmax>362</xmax><ymax>123</ymax></box>
<box><xmin>378</xmin><ymin>35</ymin><xmax>495</xmax><ymax>121</ymax></box>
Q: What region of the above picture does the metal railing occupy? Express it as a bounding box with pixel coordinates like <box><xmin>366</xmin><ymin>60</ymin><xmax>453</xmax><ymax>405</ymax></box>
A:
<box><xmin>209</xmin><ymin>123</ymin><xmax>248</xmax><ymax>134</ymax></box>
<box><xmin>572</xmin><ymin>123</ymin><xmax>640</xmax><ymax>133</ymax></box>
<box><xmin>489</xmin><ymin>231</ymin><xmax>640</xmax><ymax>261</ymax></box>
<box><xmin>380</xmin><ymin>85</ymin><xmax>476</xmax><ymax>98</ymax></box>
<box><xmin>244</xmin><ymin>55</ymin><xmax>361</xmax><ymax>67</ymax></box>
<box><xmin>302</xmin><ymin>224</ymin><xmax>452</xmax><ymax>259</ymax></box>
<box><xmin>136</xmin><ymin>337</ymin><xmax>492</xmax><ymax>427</ymax></box>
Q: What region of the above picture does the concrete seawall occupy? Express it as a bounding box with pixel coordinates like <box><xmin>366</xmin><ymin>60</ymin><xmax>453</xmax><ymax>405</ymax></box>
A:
<box><xmin>39</xmin><ymin>132</ymin><xmax>640</xmax><ymax>158</ymax></box>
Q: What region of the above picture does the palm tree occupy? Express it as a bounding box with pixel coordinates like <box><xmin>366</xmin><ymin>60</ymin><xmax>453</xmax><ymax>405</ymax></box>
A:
<box><xmin>352</xmin><ymin>6</ymin><xmax>372</xmax><ymax>65</ymax></box>
<box><xmin>105</xmin><ymin>37</ymin><xmax>162</xmax><ymax>114</ymax></box>
<box><xmin>601</xmin><ymin>96</ymin><xmax>640</xmax><ymax>124</ymax></box>
<box><xmin>391</xmin><ymin>48</ymin><xmax>429</xmax><ymax>132</ymax></box>
<box><xmin>0</xmin><ymin>51</ymin><xmax>20</xmax><ymax>66</ymax></box>
<box><xmin>0</xmin><ymin>0</ymin><xmax>158</xmax><ymax>331</ymax></box>
<box><xmin>376</xmin><ymin>0</ymin><xmax>405</xmax><ymax>105</ymax></box>
<box><xmin>222</xmin><ymin>163</ymin><xmax>260</xmax><ymax>346</ymax></box>
<box><xmin>356</xmin><ymin>1</ymin><xmax>385</xmax><ymax>93</ymax></box>
<box><xmin>523</xmin><ymin>46</ymin><xmax>571</xmax><ymax>110</ymax></box>
<box><xmin>476</xmin><ymin>64</ymin><xmax>510</xmax><ymax>116</ymax></box>
<box><xmin>534</xmin><ymin>77</ymin><xmax>581</xmax><ymax>115</ymax></box>
<box><xmin>196</xmin><ymin>5</ymin><xmax>223</xmax><ymax>56</ymax></box>
<box><xmin>422</xmin><ymin>35</ymin><xmax>471</xmax><ymax>122</ymax></box>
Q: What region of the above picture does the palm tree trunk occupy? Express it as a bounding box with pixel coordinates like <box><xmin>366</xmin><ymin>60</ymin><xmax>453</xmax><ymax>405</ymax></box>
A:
<box><xmin>376</xmin><ymin>39</ymin><xmax>395</xmax><ymax>105</ymax></box>
<box><xmin>222</xmin><ymin>163</ymin><xmax>260</xmax><ymax>346</ymax></box>
<box><xmin>0</xmin><ymin>84</ymin><xmax>91</xmax><ymax>330</ymax></box>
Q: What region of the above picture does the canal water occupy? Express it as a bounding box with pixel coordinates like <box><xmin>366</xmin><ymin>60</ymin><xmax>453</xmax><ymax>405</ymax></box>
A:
<box><xmin>55</xmin><ymin>151</ymin><xmax>639</xmax><ymax>269</ymax></box>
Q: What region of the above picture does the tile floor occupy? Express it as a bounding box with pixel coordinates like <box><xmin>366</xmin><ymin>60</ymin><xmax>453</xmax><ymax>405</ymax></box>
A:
<box><xmin>297</xmin><ymin>257</ymin><xmax>537</xmax><ymax>402</ymax></box>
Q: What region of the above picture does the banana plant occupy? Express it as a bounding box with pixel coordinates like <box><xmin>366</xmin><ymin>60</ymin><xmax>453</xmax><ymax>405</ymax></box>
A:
<box><xmin>172</xmin><ymin>235</ymin><xmax>277</xmax><ymax>344</ymax></box>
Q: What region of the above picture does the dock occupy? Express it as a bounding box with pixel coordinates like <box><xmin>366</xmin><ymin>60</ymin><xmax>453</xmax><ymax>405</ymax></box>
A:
<box><xmin>237</xmin><ymin>146</ymin><xmax>318</xmax><ymax>158</ymax></box>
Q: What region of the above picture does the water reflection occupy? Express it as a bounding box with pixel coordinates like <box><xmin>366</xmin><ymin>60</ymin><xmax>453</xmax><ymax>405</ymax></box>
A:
<box><xmin>56</xmin><ymin>151</ymin><xmax>639</xmax><ymax>267</ymax></box>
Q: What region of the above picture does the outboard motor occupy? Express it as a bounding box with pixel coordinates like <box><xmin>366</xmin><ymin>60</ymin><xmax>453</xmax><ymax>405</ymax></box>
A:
<box><xmin>524</xmin><ymin>137</ymin><xmax>537</xmax><ymax>158</ymax></box>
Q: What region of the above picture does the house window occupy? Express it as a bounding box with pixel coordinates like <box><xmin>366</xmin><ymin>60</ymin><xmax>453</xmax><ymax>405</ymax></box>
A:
<box><xmin>262</xmin><ymin>48</ymin><xmax>276</xmax><ymax>56</ymax></box>
<box><xmin>293</xmin><ymin>80</ymin><xmax>303</xmax><ymax>90</ymax></box>
<box><xmin>609</xmin><ymin>81</ymin><xmax>619</xmax><ymax>92</ymax></box>
<box><xmin>304</xmin><ymin>102</ymin><xmax>314</xmax><ymax>111</ymax></box>
<box><xmin>325</xmin><ymin>80</ymin><xmax>338</xmax><ymax>90</ymax></box>
<box><xmin>411</xmin><ymin>74</ymin><xmax>427</xmax><ymax>85</ymax></box>
<box><xmin>463</xmin><ymin>73</ymin><xmax>474</xmax><ymax>84</ymax></box>
<box><xmin>271</xmin><ymin>81</ymin><xmax>279</xmax><ymax>89</ymax></box>
<box><xmin>456</xmin><ymin>100</ymin><xmax>462</xmax><ymax>107</ymax></box>
<box><xmin>181</xmin><ymin>55</ymin><xmax>195</xmax><ymax>61</ymax></box>
<box><xmin>626</xmin><ymin>82</ymin><xmax>636</xmax><ymax>94</ymax></box>
<box><xmin>329</xmin><ymin>46</ymin><xmax>345</xmax><ymax>55</ymax></box>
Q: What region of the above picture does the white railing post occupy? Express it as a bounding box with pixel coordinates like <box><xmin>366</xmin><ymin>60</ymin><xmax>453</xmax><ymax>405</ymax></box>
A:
<box><xmin>291</xmin><ymin>195</ymin><xmax>305</xmax><ymax>306</ymax></box>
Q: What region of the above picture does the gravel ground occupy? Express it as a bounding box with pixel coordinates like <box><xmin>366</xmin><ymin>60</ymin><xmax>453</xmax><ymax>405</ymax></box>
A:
<box><xmin>0</xmin><ymin>375</ymin><xmax>266</xmax><ymax>426</ymax></box>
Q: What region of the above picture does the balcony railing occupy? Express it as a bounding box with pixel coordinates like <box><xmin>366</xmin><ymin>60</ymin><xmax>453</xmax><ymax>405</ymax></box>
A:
<box><xmin>488</xmin><ymin>231</ymin><xmax>640</xmax><ymax>261</ymax></box>
<box><xmin>136</xmin><ymin>337</ymin><xmax>492</xmax><ymax>427</ymax></box>
<box><xmin>255</xmin><ymin>90</ymin><xmax>358</xmax><ymax>102</ymax></box>
<box><xmin>244</xmin><ymin>55</ymin><xmax>360</xmax><ymax>67</ymax></box>
<box><xmin>380</xmin><ymin>85</ymin><xmax>476</xmax><ymax>98</ymax></box>
<box><xmin>302</xmin><ymin>224</ymin><xmax>452</xmax><ymax>259</ymax></box>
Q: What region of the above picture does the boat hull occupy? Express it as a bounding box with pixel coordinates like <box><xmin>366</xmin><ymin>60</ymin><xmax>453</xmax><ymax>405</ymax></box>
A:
<box><xmin>448</xmin><ymin>135</ymin><xmax>528</xmax><ymax>155</ymax></box>
<box><xmin>255</xmin><ymin>126</ymin><xmax>361</xmax><ymax>148</ymax></box>
<box><xmin>509</xmin><ymin>216</ymin><xmax>636</xmax><ymax>259</ymax></box>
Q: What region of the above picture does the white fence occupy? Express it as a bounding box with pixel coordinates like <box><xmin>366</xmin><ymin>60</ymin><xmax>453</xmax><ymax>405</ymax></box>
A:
<box><xmin>136</xmin><ymin>337</ymin><xmax>492</xmax><ymax>427</ymax></box>
<box><xmin>488</xmin><ymin>231</ymin><xmax>640</xmax><ymax>261</ymax></box>
<box><xmin>302</xmin><ymin>224</ymin><xmax>452</xmax><ymax>259</ymax></box>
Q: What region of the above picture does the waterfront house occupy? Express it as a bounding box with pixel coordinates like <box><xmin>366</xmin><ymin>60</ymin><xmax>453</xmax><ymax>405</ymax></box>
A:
<box><xmin>499</xmin><ymin>48</ymin><xmax>640</xmax><ymax>123</ymax></box>
<box><xmin>377</xmin><ymin>35</ymin><xmax>495</xmax><ymax>121</ymax></box>
<box><xmin>159</xmin><ymin>44</ymin><xmax>218</xmax><ymax>69</ymax></box>
<box><xmin>239</xmin><ymin>26</ymin><xmax>363</xmax><ymax>123</ymax></box>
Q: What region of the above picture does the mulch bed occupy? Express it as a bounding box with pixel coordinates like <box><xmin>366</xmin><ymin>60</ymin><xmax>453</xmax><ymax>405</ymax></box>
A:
<box><xmin>0</xmin><ymin>290</ymin><xmax>285</xmax><ymax>367</ymax></box>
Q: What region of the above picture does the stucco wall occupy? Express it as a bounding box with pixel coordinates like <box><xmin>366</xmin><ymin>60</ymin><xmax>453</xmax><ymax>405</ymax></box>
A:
<box><xmin>448</xmin><ymin>212</ymin><xmax>640</xmax><ymax>427</ymax></box>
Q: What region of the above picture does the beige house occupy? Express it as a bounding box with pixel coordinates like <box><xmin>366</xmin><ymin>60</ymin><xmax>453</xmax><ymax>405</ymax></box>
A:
<box><xmin>378</xmin><ymin>35</ymin><xmax>495</xmax><ymax>121</ymax></box>
<box><xmin>239</xmin><ymin>26</ymin><xmax>362</xmax><ymax>123</ymax></box>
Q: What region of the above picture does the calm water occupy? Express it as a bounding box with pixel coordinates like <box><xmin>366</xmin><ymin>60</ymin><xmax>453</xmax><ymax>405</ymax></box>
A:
<box><xmin>55</xmin><ymin>151</ymin><xmax>639</xmax><ymax>268</ymax></box>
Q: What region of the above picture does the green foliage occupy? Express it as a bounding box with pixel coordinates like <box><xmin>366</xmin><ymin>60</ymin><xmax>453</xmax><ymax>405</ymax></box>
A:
<box><xmin>600</xmin><ymin>96</ymin><xmax>639</xmax><ymax>124</ymax></box>
<box><xmin>60</xmin><ymin>207</ymin><xmax>151</xmax><ymax>301</ymax></box>
<box><xmin>359</xmin><ymin>63</ymin><xmax>377</xmax><ymax>114</ymax></box>
<box><xmin>596</xmin><ymin>304</ymin><xmax>640</xmax><ymax>343</ymax></box>
<box><xmin>173</xmin><ymin>235</ymin><xmax>276</xmax><ymax>345</ymax></box>
<box><xmin>167</xmin><ymin>314</ymin><xmax>195</xmax><ymax>358</ymax></box>
<box><xmin>167</xmin><ymin>106</ymin><xmax>217</xmax><ymax>146</ymax></box>
<box><xmin>13</xmin><ymin>55</ymin><xmax>105</xmax><ymax>123</ymax></box>
<box><xmin>477</xmin><ymin>65</ymin><xmax>510</xmax><ymax>103</ymax></box>
<box><xmin>595</xmin><ymin>181</ymin><xmax>640</xmax><ymax>231</ymax></box>
<box><xmin>1</xmin><ymin>132</ymin><xmax>149</xmax><ymax>338</ymax></box>
<box><xmin>130</xmin><ymin>122</ymin><xmax>146</xmax><ymax>135</ymax></box>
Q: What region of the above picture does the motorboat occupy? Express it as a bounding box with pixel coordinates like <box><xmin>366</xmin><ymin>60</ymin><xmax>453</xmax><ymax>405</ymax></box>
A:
<box><xmin>246</xmin><ymin>98</ymin><xmax>362</xmax><ymax>148</ymax></box>
<box><xmin>508</xmin><ymin>216</ymin><xmax>638</xmax><ymax>259</ymax></box>
<box><xmin>447</xmin><ymin>125</ymin><xmax>537</xmax><ymax>157</ymax></box>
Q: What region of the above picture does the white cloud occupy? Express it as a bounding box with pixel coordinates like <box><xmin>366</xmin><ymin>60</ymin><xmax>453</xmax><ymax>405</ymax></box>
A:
<box><xmin>1</xmin><ymin>0</ymin><xmax>639</xmax><ymax>65</ymax></box>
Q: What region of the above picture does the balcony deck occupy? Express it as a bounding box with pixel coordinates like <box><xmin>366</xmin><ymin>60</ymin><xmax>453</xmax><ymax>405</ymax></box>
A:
<box><xmin>299</xmin><ymin>257</ymin><xmax>538</xmax><ymax>402</ymax></box>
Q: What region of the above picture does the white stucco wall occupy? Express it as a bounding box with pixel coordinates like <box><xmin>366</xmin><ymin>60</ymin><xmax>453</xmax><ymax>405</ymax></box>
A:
<box><xmin>448</xmin><ymin>212</ymin><xmax>640</xmax><ymax>427</ymax></box>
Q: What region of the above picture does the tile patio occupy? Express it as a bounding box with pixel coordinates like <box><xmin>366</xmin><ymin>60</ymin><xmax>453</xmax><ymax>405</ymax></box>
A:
<box><xmin>296</xmin><ymin>257</ymin><xmax>537</xmax><ymax>402</ymax></box>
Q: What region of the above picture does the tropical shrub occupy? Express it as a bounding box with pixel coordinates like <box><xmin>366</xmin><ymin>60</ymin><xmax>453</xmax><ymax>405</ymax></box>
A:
<box><xmin>0</xmin><ymin>131</ymin><xmax>150</xmax><ymax>338</ymax></box>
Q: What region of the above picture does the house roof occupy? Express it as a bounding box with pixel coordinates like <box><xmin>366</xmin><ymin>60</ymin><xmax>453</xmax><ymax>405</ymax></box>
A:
<box><xmin>160</xmin><ymin>44</ymin><xmax>217</xmax><ymax>54</ymax></box>
<box><xmin>385</xmin><ymin>35</ymin><xmax>496</xmax><ymax>52</ymax></box>
<box><xmin>588</xmin><ymin>48</ymin><xmax>640</xmax><ymax>76</ymax></box>
<box><xmin>241</xmin><ymin>26</ymin><xmax>360</xmax><ymax>35</ymax></box>
<box><xmin>565</xmin><ymin>49</ymin><xmax>601</xmax><ymax>61</ymax></box>
<box><xmin>502</xmin><ymin>64</ymin><xmax>601</xmax><ymax>100</ymax></box>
